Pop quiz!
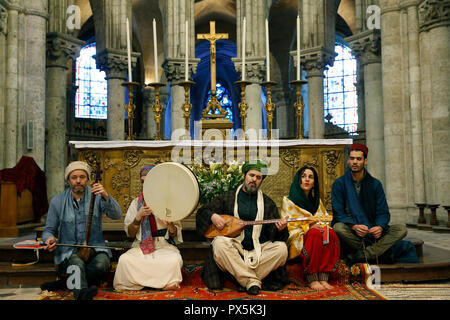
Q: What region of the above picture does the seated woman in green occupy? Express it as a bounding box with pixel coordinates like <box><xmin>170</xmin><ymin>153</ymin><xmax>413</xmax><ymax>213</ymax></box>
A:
<box><xmin>281</xmin><ymin>166</ymin><xmax>340</xmax><ymax>291</ymax></box>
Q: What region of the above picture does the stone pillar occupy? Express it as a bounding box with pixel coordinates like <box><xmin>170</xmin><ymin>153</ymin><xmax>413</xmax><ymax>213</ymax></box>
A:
<box><xmin>402</xmin><ymin>0</ymin><xmax>426</xmax><ymax>205</ymax></box>
<box><xmin>232</xmin><ymin>0</ymin><xmax>267</xmax><ymax>133</ymax></box>
<box><xmin>347</xmin><ymin>30</ymin><xmax>385</xmax><ymax>186</ymax></box>
<box><xmin>4</xmin><ymin>2</ymin><xmax>19</xmax><ymax>168</ymax></box>
<box><xmin>90</xmin><ymin>0</ymin><xmax>138</xmax><ymax>140</ymax></box>
<box><xmin>23</xmin><ymin>0</ymin><xmax>48</xmax><ymax>169</ymax></box>
<box><xmin>302</xmin><ymin>47</ymin><xmax>335</xmax><ymax>139</ymax></box>
<box><xmin>380</xmin><ymin>2</ymin><xmax>408</xmax><ymax>223</ymax></box>
<box><xmin>233</xmin><ymin>58</ymin><xmax>265</xmax><ymax>133</ymax></box>
<box><xmin>46</xmin><ymin>33</ymin><xmax>83</xmax><ymax>199</ymax></box>
<box><xmin>0</xmin><ymin>6</ymin><xmax>7</xmax><ymax>169</ymax></box>
<box><xmin>419</xmin><ymin>0</ymin><xmax>450</xmax><ymax>219</ymax></box>
<box><xmin>143</xmin><ymin>87</ymin><xmax>156</xmax><ymax>139</ymax></box>
<box><xmin>160</xmin><ymin>0</ymin><xmax>198</xmax><ymax>138</ymax></box>
<box><xmin>96</xmin><ymin>49</ymin><xmax>129</xmax><ymax>140</ymax></box>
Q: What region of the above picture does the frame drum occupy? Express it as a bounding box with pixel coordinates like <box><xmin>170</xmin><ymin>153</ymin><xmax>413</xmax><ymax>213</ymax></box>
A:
<box><xmin>142</xmin><ymin>162</ymin><xmax>199</xmax><ymax>222</ymax></box>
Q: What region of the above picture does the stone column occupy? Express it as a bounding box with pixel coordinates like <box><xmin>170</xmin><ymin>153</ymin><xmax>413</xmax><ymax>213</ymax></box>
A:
<box><xmin>232</xmin><ymin>0</ymin><xmax>267</xmax><ymax>133</ymax></box>
<box><xmin>96</xmin><ymin>49</ymin><xmax>129</xmax><ymax>140</ymax></box>
<box><xmin>143</xmin><ymin>87</ymin><xmax>156</xmax><ymax>139</ymax></box>
<box><xmin>23</xmin><ymin>0</ymin><xmax>48</xmax><ymax>169</ymax></box>
<box><xmin>90</xmin><ymin>0</ymin><xmax>138</xmax><ymax>140</ymax></box>
<box><xmin>347</xmin><ymin>30</ymin><xmax>385</xmax><ymax>186</ymax></box>
<box><xmin>0</xmin><ymin>6</ymin><xmax>7</xmax><ymax>169</ymax></box>
<box><xmin>233</xmin><ymin>58</ymin><xmax>266</xmax><ymax>133</ymax></box>
<box><xmin>160</xmin><ymin>0</ymin><xmax>199</xmax><ymax>138</ymax></box>
<box><xmin>402</xmin><ymin>0</ymin><xmax>426</xmax><ymax>205</ymax></box>
<box><xmin>46</xmin><ymin>33</ymin><xmax>83</xmax><ymax>199</ymax></box>
<box><xmin>4</xmin><ymin>2</ymin><xmax>19</xmax><ymax>168</ymax></box>
<box><xmin>380</xmin><ymin>2</ymin><xmax>408</xmax><ymax>223</ymax></box>
<box><xmin>419</xmin><ymin>0</ymin><xmax>450</xmax><ymax>219</ymax></box>
<box><xmin>302</xmin><ymin>47</ymin><xmax>335</xmax><ymax>139</ymax></box>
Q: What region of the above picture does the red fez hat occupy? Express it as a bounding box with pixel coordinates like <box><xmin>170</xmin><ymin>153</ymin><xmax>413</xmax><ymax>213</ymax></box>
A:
<box><xmin>350</xmin><ymin>143</ymin><xmax>368</xmax><ymax>157</ymax></box>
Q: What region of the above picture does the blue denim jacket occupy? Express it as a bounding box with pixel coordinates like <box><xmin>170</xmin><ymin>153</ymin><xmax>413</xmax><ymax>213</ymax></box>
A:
<box><xmin>42</xmin><ymin>187</ymin><xmax>122</xmax><ymax>265</ymax></box>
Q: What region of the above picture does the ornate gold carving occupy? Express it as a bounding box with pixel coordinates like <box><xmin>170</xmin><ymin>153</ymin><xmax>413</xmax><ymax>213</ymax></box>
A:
<box><xmin>111</xmin><ymin>172</ymin><xmax>129</xmax><ymax>192</ymax></box>
<box><xmin>280</xmin><ymin>149</ymin><xmax>299</xmax><ymax>167</ymax></box>
<box><xmin>299</xmin><ymin>155</ymin><xmax>319</xmax><ymax>171</ymax></box>
<box><xmin>321</xmin><ymin>150</ymin><xmax>341</xmax><ymax>179</ymax></box>
<box><xmin>123</xmin><ymin>150</ymin><xmax>143</xmax><ymax>168</ymax></box>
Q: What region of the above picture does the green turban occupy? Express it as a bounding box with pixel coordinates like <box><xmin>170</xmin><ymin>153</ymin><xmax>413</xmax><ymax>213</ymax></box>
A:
<box><xmin>242</xmin><ymin>160</ymin><xmax>268</xmax><ymax>177</ymax></box>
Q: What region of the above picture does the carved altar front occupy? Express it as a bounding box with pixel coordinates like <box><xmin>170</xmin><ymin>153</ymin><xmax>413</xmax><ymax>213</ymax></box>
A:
<box><xmin>70</xmin><ymin>139</ymin><xmax>352</xmax><ymax>224</ymax></box>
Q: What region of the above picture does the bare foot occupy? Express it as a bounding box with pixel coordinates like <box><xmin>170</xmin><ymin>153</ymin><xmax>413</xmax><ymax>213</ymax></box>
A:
<box><xmin>163</xmin><ymin>282</ymin><xmax>181</xmax><ymax>291</ymax></box>
<box><xmin>320</xmin><ymin>281</ymin><xmax>334</xmax><ymax>290</ymax></box>
<box><xmin>309</xmin><ymin>281</ymin><xmax>326</xmax><ymax>291</ymax></box>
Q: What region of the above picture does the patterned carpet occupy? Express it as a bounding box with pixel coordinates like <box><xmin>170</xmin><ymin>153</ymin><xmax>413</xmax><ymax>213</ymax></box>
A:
<box><xmin>39</xmin><ymin>260</ymin><xmax>386</xmax><ymax>300</ymax></box>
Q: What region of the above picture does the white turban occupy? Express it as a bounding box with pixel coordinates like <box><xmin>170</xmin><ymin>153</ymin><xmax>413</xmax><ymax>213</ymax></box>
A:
<box><xmin>65</xmin><ymin>161</ymin><xmax>91</xmax><ymax>181</ymax></box>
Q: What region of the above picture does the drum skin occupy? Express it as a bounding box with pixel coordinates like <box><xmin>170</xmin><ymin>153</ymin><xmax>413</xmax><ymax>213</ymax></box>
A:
<box><xmin>143</xmin><ymin>162</ymin><xmax>200</xmax><ymax>222</ymax></box>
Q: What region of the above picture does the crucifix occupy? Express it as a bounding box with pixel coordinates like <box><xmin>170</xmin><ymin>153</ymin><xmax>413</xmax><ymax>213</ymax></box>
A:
<box><xmin>197</xmin><ymin>21</ymin><xmax>229</xmax><ymax>119</ymax></box>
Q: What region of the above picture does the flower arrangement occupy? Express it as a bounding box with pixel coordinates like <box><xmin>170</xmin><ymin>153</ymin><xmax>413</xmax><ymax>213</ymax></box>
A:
<box><xmin>189</xmin><ymin>161</ymin><xmax>244</xmax><ymax>204</ymax></box>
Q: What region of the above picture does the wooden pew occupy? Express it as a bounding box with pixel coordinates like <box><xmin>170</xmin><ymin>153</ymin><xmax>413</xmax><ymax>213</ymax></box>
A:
<box><xmin>0</xmin><ymin>181</ymin><xmax>34</xmax><ymax>237</ymax></box>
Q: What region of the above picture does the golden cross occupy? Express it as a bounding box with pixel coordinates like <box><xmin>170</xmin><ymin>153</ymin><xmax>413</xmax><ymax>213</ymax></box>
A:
<box><xmin>197</xmin><ymin>21</ymin><xmax>229</xmax><ymax>94</ymax></box>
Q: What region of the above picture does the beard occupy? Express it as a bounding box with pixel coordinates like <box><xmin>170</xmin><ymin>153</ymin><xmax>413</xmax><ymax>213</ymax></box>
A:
<box><xmin>243</xmin><ymin>182</ymin><xmax>259</xmax><ymax>194</ymax></box>
<box><xmin>350</xmin><ymin>164</ymin><xmax>364</xmax><ymax>173</ymax></box>
<box><xmin>71</xmin><ymin>184</ymin><xmax>86</xmax><ymax>195</ymax></box>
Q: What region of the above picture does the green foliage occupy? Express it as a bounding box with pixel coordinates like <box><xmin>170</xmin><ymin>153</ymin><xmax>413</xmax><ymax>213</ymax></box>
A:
<box><xmin>189</xmin><ymin>162</ymin><xmax>244</xmax><ymax>204</ymax></box>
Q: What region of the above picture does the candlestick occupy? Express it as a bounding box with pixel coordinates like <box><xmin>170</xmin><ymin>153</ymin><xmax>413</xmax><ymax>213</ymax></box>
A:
<box><xmin>265</xmin><ymin>19</ymin><xmax>270</xmax><ymax>82</ymax></box>
<box><xmin>121</xmin><ymin>81</ymin><xmax>140</xmax><ymax>140</ymax></box>
<box><xmin>296</xmin><ymin>15</ymin><xmax>300</xmax><ymax>81</ymax></box>
<box><xmin>235</xmin><ymin>80</ymin><xmax>251</xmax><ymax>136</ymax></box>
<box><xmin>153</xmin><ymin>19</ymin><xmax>159</xmax><ymax>82</ymax></box>
<box><xmin>290</xmin><ymin>79</ymin><xmax>308</xmax><ymax>139</ymax></box>
<box><xmin>185</xmin><ymin>20</ymin><xmax>189</xmax><ymax>81</ymax></box>
<box><xmin>260</xmin><ymin>81</ymin><xmax>277</xmax><ymax>139</ymax></box>
<box><xmin>147</xmin><ymin>82</ymin><xmax>166</xmax><ymax>140</ymax></box>
<box><xmin>242</xmin><ymin>17</ymin><xmax>246</xmax><ymax>81</ymax></box>
<box><xmin>126</xmin><ymin>18</ymin><xmax>132</xmax><ymax>82</ymax></box>
<box><xmin>179</xmin><ymin>80</ymin><xmax>196</xmax><ymax>135</ymax></box>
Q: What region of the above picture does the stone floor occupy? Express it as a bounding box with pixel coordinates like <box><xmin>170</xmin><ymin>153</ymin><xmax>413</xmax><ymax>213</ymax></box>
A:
<box><xmin>0</xmin><ymin>227</ymin><xmax>449</xmax><ymax>300</ymax></box>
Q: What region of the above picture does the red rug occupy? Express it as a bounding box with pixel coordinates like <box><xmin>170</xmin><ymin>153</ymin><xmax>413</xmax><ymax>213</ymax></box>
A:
<box><xmin>40</xmin><ymin>260</ymin><xmax>385</xmax><ymax>300</ymax></box>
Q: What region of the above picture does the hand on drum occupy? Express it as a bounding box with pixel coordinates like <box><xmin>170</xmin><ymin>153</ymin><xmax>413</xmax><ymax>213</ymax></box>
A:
<box><xmin>136</xmin><ymin>204</ymin><xmax>153</xmax><ymax>222</ymax></box>
<box><xmin>211</xmin><ymin>213</ymin><xmax>226</xmax><ymax>230</ymax></box>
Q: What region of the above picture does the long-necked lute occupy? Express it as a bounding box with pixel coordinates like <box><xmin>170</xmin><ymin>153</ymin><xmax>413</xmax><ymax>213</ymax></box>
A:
<box><xmin>204</xmin><ymin>214</ymin><xmax>333</xmax><ymax>239</ymax></box>
<box><xmin>77</xmin><ymin>159</ymin><xmax>102</xmax><ymax>263</ymax></box>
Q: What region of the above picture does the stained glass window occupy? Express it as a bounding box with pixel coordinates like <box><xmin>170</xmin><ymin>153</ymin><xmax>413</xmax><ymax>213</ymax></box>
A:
<box><xmin>323</xmin><ymin>42</ymin><xmax>358</xmax><ymax>134</ymax></box>
<box><xmin>204</xmin><ymin>83</ymin><xmax>233</xmax><ymax>122</ymax></box>
<box><xmin>74</xmin><ymin>43</ymin><xmax>108</xmax><ymax>119</ymax></box>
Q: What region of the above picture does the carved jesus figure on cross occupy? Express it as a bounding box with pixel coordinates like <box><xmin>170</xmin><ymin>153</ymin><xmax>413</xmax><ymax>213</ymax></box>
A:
<box><xmin>197</xmin><ymin>21</ymin><xmax>229</xmax><ymax>118</ymax></box>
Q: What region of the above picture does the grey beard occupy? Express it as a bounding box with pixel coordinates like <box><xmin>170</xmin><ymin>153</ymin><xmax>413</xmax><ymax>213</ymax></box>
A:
<box><xmin>243</xmin><ymin>182</ymin><xmax>258</xmax><ymax>194</ymax></box>
<box><xmin>71</xmin><ymin>185</ymin><xmax>86</xmax><ymax>195</ymax></box>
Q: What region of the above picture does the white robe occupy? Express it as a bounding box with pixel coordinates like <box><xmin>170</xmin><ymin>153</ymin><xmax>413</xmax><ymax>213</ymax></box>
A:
<box><xmin>113</xmin><ymin>198</ymin><xmax>184</xmax><ymax>290</ymax></box>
